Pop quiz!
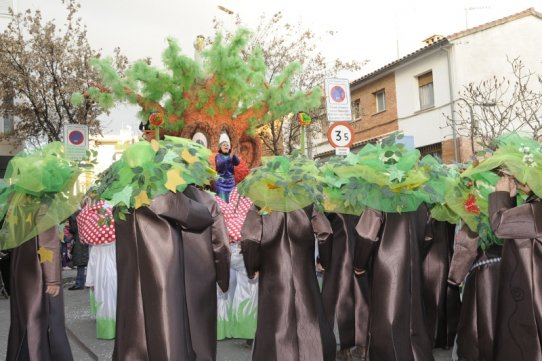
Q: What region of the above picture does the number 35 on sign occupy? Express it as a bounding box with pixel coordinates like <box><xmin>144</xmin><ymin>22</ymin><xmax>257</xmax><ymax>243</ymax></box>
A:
<box><xmin>327</xmin><ymin>122</ymin><xmax>355</xmax><ymax>148</ymax></box>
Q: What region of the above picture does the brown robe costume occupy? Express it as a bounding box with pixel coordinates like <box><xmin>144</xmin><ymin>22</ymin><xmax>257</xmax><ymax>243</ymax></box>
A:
<box><xmin>448</xmin><ymin>224</ymin><xmax>501</xmax><ymax>361</ymax></box>
<box><xmin>113</xmin><ymin>187</ymin><xmax>230</xmax><ymax>361</ymax></box>
<box><xmin>422</xmin><ymin>220</ymin><xmax>461</xmax><ymax>349</ymax></box>
<box><xmin>241</xmin><ymin>205</ymin><xmax>336</xmax><ymax>361</ymax></box>
<box><xmin>321</xmin><ymin>213</ymin><xmax>369</xmax><ymax>351</ymax></box>
<box><xmin>489</xmin><ymin>191</ymin><xmax>542</xmax><ymax>361</ymax></box>
<box><xmin>7</xmin><ymin>227</ymin><xmax>74</xmax><ymax>361</ymax></box>
<box><xmin>353</xmin><ymin>205</ymin><xmax>434</xmax><ymax>361</ymax></box>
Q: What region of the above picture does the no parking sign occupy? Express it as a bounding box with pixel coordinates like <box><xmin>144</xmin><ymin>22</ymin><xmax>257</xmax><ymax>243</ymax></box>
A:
<box><xmin>64</xmin><ymin>124</ymin><xmax>89</xmax><ymax>161</ymax></box>
<box><xmin>324</xmin><ymin>78</ymin><xmax>352</xmax><ymax>122</ymax></box>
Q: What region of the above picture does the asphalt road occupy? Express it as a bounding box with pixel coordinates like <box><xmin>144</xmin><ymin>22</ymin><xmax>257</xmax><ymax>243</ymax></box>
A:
<box><xmin>0</xmin><ymin>269</ymin><xmax>454</xmax><ymax>360</ymax></box>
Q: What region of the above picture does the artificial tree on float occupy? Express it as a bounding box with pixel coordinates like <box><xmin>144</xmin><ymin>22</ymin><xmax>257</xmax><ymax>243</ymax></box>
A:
<box><xmin>73</xmin><ymin>29</ymin><xmax>321</xmax><ymax>168</ymax></box>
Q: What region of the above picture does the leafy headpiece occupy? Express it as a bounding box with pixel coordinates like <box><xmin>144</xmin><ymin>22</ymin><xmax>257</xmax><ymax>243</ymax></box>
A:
<box><xmin>237</xmin><ymin>154</ymin><xmax>323</xmax><ymax>213</ymax></box>
<box><xmin>94</xmin><ymin>136</ymin><xmax>216</xmax><ymax>219</ymax></box>
<box><xmin>463</xmin><ymin>133</ymin><xmax>542</xmax><ymax>197</ymax></box>
<box><xmin>330</xmin><ymin>134</ymin><xmax>430</xmax><ymax>213</ymax></box>
<box><xmin>0</xmin><ymin>142</ymin><xmax>84</xmax><ymax>250</ymax></box>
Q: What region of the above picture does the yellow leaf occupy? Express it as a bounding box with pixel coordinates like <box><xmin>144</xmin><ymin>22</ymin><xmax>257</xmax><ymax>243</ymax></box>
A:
<box><xmin>37</xmin><ymin>246</ymin><xmax>54</xmax><ymax>263</ymax></box>
<box><xmin>182</xmin><ymin>149</ymin><xmax>198</xmax><ymax>164</ymax></box>
<box><xmin>266</xmin><ymin>183</ymin><xmax>280</xmax><ymax>190</ymax></box>
<box><xmin>150</xmin><ymin>139</ymin><xmax>160</xmax><ymax>152</ymax></box>
<box><xmin>25</xmin><ymin>213</ymin><xmax>32</xmax><ymax>224</ymax></box>
<box><xmin>207</xmin><ymin>168</ymin><xmax>217</xmax><ymax>176</ymax></box>
<box><xmin>259</xmin><ymin>206</ymin><xmax>273</xmax><ymax>215</ymax></box>
<box><xmin>134</xmin><ymin>190</ymin><xmax>151</xmax><ymax>209</ymax></box>
<box><xmin>323</xmin><ymin>197</ymin><xmax>336</xmax><ymax>212</ymax></box>
<box><xmin>165</xmin><ymin>169</ymin><xmax>186</xmax><ymax>192</ymax></box>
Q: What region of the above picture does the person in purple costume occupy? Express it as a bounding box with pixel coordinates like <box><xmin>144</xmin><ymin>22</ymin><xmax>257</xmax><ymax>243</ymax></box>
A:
<box><xmin>215</xmin><ymin>140</ymin><xmax>240</xmax><ymax>203</ymax></box>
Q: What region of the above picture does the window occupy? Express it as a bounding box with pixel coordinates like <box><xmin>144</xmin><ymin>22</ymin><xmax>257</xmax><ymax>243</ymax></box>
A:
<box><xmin>418</xmin><ymin>71</ymin><xmax>434</xmax><ymax>109</ymax></box>
<box><xmin>375</xmin><ymin>90</ymin><xmax>386</xmax><ymax>113</ymax></box>
<box><xmin>418</xmin><ymin>142</ymin><xmax>442</xmax><ymax>158</ymax></box>
<box><xmin>352</xmin><ymin>99</ymin><xmax>361</xmax><ymax>119</ymax></box>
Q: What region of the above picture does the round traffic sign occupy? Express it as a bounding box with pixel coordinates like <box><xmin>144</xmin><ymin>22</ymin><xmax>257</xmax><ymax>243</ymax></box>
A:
<box><xmin>330</xmin><ymin>85</ymin><xmax>346</xmax><ymax>103</ymax></box>
<box><xmin>327</xmin><ymin>122</ymin><xmax>355</xmax><ymax>148</ymax></box>
<box><xmin>68</xmin><ymin>130</ymin><xmax>85</xmax><ymax>145</ymax></box>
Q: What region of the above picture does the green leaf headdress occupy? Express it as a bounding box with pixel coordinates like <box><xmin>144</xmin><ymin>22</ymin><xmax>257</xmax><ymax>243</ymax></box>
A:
<box><xmin>318</xmin><ymin>156</ymin><xmax>366</xmax><ymax>216</ymax></box>
<box><xmin>440</xmin><ymin>162</ymin><xmax>502</xmax><ymax>250</ymax></box>
<box><xmin>0</xmin><ymin>142</ymin><xmax>85</xmax><ymax>250</ymax></box>
<box><xmin>237</xmin><ymin>154</ymin><xmax>323</xmax><ymax>213</ymax></box>
<box><xmin>94</xmin><ymin>136</ymin><xmax>216</xmax><ymax>219</ymax></box>
<box><xmin>331</xmin><ymin>134</ymin><xmax>429</xmax><ymax>213</ymax></box>
<box><xmin>463</xmin><ymin>133</ymin><xmax>542</xmax><ymax>197</ymax></box>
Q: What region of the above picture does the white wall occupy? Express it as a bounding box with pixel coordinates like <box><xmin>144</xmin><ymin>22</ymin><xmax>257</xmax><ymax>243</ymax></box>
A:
<box><xmin>395</xmin><ymin>14</ymin><xmax>542</xmax><ymax>148</ymax></box>
<box><xmin>395</xmin><ymin>49</ymin><xmax>454</xmax><ymax>147</ymax></box>
<box><xmin>451</xmin><ymin>16</ymin><xmax>542</xmax><ymax>89</ymax></box>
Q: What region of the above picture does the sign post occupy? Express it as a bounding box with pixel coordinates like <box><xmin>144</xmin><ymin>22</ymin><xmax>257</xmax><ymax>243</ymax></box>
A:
<box><xmin>327</xmin><ymin>122</ymin><xmax>355</xmax><ymax>156</ymax></box>
<box><xmin>64</xmin><ymin>124</ymin><xmax>89</xmax><ymax>161</ymax></box>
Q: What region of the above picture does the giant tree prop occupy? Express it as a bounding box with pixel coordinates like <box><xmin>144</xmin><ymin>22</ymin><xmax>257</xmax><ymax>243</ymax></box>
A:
<box><xmin>73</xmin><ymin>29</ymin><xmax>321</xmax><ymax>167</ymax></box>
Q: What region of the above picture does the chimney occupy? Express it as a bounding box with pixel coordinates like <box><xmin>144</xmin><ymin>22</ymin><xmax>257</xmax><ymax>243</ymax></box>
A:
<box><xmin>422</xmin><ymin>35</ymin><xmax>444</xmax><ymax>45</ymax></box>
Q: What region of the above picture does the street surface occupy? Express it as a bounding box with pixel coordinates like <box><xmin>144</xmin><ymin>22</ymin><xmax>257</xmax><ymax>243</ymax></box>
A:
<box><xmin>0</xmin><ymin>269</ymin><xmax>453</xmax><ymax>360</ymax></box>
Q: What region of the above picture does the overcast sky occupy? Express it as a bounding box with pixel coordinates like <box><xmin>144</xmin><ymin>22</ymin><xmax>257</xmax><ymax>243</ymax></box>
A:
<box><xmin>15</xmin><ymin>0</ymin><xmax>540</xmax><ymax>75</ymax></box>
<box><xmin>9</xmin><ymin>0</ymin><xmax>542</xmax><ymax>133</ymax></box>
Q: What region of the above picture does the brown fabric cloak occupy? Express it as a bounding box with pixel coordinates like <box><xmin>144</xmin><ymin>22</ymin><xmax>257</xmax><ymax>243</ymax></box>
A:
<box><xmin>321</xmin><ymin>213</ymin><xmax>369</xmax><ymax>351</ymax></box>
<box><xmin>113</xmin><ymin>187</ymin><xmax>230</xmax><ymax>361</ymax></box>
<box><xmin>448</xmin><ymin>224</ymin><xmax>501</xmax><ymax>361</ymax></box>
<box><xmin>241</xmin><ymin>205</ymin><xmax>336</xmax><ymax>361</ymax></box>
<box><xmin>489</xmin><ymin>191</ymin><xmax>542</xmax><ymax>361</ymax></box>
<box><xmin>6</xmin><ymin>227</ymin><xmax>74</xmax><ymax>361</ymax></box>
<box><xmin>422</xmin><ymin>220</ymin><xmax>460</xmax><ymax>349</ymax></box>
<box><xmin>353</xmin><ymin>205</ymin><xmax>434</xmax><ymax>361</ymax></box>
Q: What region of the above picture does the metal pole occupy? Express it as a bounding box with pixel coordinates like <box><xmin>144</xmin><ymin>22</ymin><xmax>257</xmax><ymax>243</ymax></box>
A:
<box><xmin>456</xmin><ymin>98</ymin><xmax>475</xmax><ymax>155</ymax></box>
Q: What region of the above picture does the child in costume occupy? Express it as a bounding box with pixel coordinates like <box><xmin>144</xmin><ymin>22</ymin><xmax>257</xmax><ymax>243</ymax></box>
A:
<box><xmin>215</xmin><ymin>187</ymin><xmax>257</xmax><ymax>342</ymax></box>
<box><xmin>77</xmin><ymin>196</ymin><xmax>117</xmax><ymax>340</ymax></box>
<box><xmin>331</xmin><ymin>138</ymin><xmax>435</xmax><ymax>361</ymax></box>
<box><xmin>0</xmin><ymin>142</ymin><xmax>83</xmax><ymax>361</ymax></box>
<box><xmin>319</xmin><ymin>159</ymin><xmax>369</xmax><ymax>361</ymax></box>
<box><xmin>214</xmin><ymin>134</ymin><xmax>240</xmax><ymax>203</ymax></box>
<box><xmin>475</xmin><ymin>134</ymin><xmax>542</xmax><ymax>361</ymax></box>
<box><xmin>94</xmin><ymin>137</ymin><xmax>230</xmax><ymax>361</ymax></box>
<box><xmin>448</xmin><ymin>223</ymin><xmax>501</xmax><ymax>361</ymax></box>
<box><xmin>239</xmin><ymin>155</ymin><xmax>336</xmax><ymax>361</ymax></box>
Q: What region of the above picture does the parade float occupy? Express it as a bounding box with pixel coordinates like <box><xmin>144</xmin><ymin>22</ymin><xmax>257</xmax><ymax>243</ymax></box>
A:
<box><xmin>73</xmin><ymin>29</ymin><xmax>322</xmax><ymax>174</ymax></box>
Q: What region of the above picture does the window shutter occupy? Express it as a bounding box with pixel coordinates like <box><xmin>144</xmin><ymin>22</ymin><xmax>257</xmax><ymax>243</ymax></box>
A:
<box><xmin>418</xmin><ymin>72</ymin><xmax>433</xmax><ymax>87</ymax></box>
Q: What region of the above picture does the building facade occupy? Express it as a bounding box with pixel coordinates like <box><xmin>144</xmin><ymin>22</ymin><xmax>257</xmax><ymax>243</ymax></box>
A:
<box><xmin>313</xmin><ymin>8</ymin><xmax>542</xmax><ymax>163</ymax></box>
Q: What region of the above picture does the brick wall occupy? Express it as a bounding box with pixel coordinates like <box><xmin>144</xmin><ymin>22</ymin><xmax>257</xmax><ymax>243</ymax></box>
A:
<box><xmin>350</xmin><ymin>73</ymin><xmax>398</xmax><ymax>143</ymax></box>
<box><xmin>442</xmin><ymin>137</ymin><xmax>479</xmax><ymax>163</ymax></box>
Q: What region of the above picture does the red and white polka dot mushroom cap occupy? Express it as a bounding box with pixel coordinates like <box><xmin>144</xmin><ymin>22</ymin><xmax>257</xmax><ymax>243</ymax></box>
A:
<box><xmin>76</xmin><ymin>200</ymin><xmax>116</xmax><ymax>245</ymax></box>
<box><xmin>215</xmin><ymin>187</ymin><xmax>252</xmax><ymax>244</ymax></box>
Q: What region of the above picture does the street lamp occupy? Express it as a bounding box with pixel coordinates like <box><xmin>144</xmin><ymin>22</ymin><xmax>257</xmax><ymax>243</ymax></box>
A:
<box><xmin>455</xmin><ymin>98</ymin><xmax>496</xmax><ymax>154</ymax></box>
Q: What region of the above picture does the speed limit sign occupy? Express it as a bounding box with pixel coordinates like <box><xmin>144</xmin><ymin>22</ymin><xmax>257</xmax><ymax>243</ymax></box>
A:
<box><xmin>327</xmin><ymin>122</ymin><xmax>355</xmax><ymax>148</ymax></box>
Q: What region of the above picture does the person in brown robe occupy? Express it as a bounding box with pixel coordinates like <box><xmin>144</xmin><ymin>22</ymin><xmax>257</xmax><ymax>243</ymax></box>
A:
<box><xmin>489</xmin><ymin>175</ymin><xmax>542</xmax><ymax>361</ymax></box>
<box><xmin>321</xmin><ymin>213</ymin><xmax>369</xmax><ymax>361</ymax></box>
<box><xmin>353</xmin><ymin>204</ymin><xmax>434</xmax><ymax>361</ymax></box>
<box><xmin>241</xmin><ymin>205</ymin><xmax>336</xmax><ymax>361</ymax></box>
<box><xmin>113</xmin><ymin>186</ymin><xmax>230</xmax><ymax>361</ymax></box>
<box><xmin>422</xmin><ymin>220</ymin><xmax>461</xmax><ymax>349</ymax></box>
<box><xmin>6</xmin><ymin>226</ymin><xmax>74</xmax><ymax>361</ymax></box>
<box><xmin>448</xmin><ymin>224</ymin><xmax>501</xmax><ymax>361</ymax></box>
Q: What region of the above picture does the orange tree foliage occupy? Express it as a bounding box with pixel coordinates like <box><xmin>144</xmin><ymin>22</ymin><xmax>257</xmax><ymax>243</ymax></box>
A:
<box><xmin>74</xmin><ymin>29</ymin><xmax>322</xmax><ymax>166</ymax></box>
